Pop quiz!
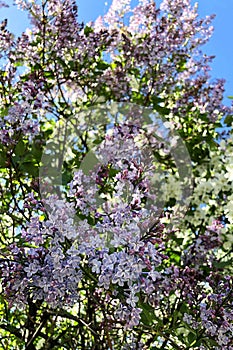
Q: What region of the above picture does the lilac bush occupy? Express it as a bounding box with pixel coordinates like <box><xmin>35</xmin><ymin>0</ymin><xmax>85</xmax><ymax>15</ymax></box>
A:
<box><xmin>0</xmin><ymin>0</ymin><xmax>232</xmax><ymax>349</ymax></box>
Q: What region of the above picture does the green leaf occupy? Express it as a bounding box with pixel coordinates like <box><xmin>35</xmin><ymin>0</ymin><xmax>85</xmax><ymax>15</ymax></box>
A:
<box><xmin>20</xmin><ymin>161</ymin><xmax>38</xmax><ymax>176</ymax></box>
<box><xmin>15</xmin><ymin>140</ymin><xmax>26</xmax><ymax>157</ymax></box>
<box><xmin>138</xmin><ymin>301</ymin><xmax>158</xmax><ymax>326</ymax></box>
<box><xmin>43</xmin><ymin>71</ymin><xmax>55</xmax><ymax>79</ymax></box>
<box><xmin>31</xmin><ymin>63</ymin><xmax>41</xmax><ymax>72</ymax></box>
<box><xmin>84</xmin><ymin>25</ymin><xmax>94</xmax><ymax>36</ymax></box>
<box><xmin>0</xmin><ymin>107</ymin><xmax>8</xmax><ymax>117</ymax></box>
<box><xmin>22</xmin><ymin>153</ymin><xmax>36</xmax><ymax>163</ymax></box>
<box><xmin>224</xmin><ymin>115</ymin><xmax>233</xmax><ymax>126</ymax></box>
<box><xmin>213</xmin><ymin>259</ymin><xmax>233</xmax><ymax>269</ymax></box>
<box><xmin>188</xmin><ymin>331</ymin><xmax>196</xmax><ymax>344</ymax></box>
<box><xmin>62</xmin><ymin>170</ymin><xmax>73</xmax><ymax>186</ymax></box>
<box><xmin>153</xmin><ymin>103</ymin><xmax>170</xmax><ymax>116</ymax></box>
<box><xmin>0</xmin><ymin>153</ymin><xmax>6</xmax><ymax>167</ymax></box>
<box><xmin>170</xmin><ymin>252</ymin><xmax>181</xmax><ymax>263</ymax></box>
<box><xmin>96</xmin><ymin>61</ymin><xmax>109</xmax><ymax>71</ymax></box>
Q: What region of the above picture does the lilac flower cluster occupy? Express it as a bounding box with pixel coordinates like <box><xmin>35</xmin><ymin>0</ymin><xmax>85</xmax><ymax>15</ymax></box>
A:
<box><xmin>1</xmin><ymin>121</ymin><xmax>168</xmax><ymax>329</ymax></box>
<box><xmin>2</xmin><ymin>117</ymin><xmax>232</xmax><ymax>348</ymax></box>
<box><xmin>92</xmin><ymin>0</ymin><xmax>230</xmax><ymax>121</ymax></box>
<box><xmin>2</xmin><ymin>200</ymin><xmax>83</xmax><ymax>309</ymax></box>
<box><xmin>0</xmin><ymin>0</ymin><xmax>232</xmax><ymax>348</ymax></box>
<box><xmin>0</xmin><ymin>101</ymin><xmax>40</xmax><ymax>145</ymax></box>
<box><xmin>5</xmin><ymin>0</ymin><xmax>230</xmax><ymax>130</ymax></box>
<box><xmin>182</xmin><ymin>275</ymin><xmax>233</xmax><ymax>349</ymax></box>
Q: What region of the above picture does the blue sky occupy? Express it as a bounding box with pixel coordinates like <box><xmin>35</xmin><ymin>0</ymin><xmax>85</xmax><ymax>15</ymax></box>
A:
<box><xmin>1</xmin><ymin>0</ymin><xmax>233</xmax><ymax>105</ymax></box>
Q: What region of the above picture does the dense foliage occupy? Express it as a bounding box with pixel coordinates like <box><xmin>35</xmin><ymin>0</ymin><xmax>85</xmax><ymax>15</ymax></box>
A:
<box><xmin>0</xmin><ymin>0</ymin><xmax>232</xmax><ymax>349</ymax></box>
